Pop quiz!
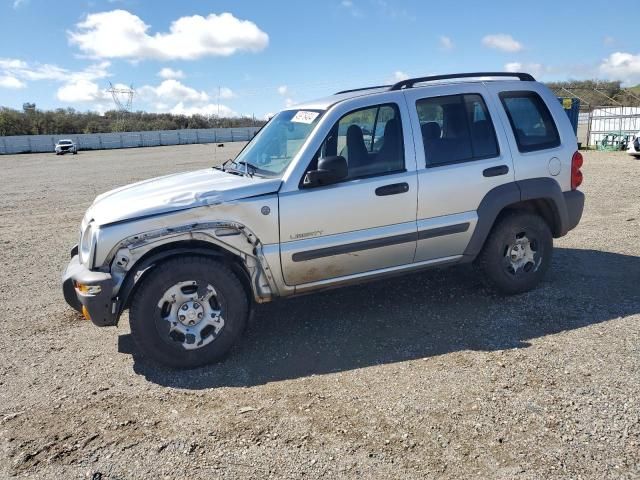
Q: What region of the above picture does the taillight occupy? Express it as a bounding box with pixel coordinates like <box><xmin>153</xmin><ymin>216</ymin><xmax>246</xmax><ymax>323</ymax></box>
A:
<box><xmin>571</xmin><ymin>151</ymin><xmax>583</xmax><ymax>190</ymax></box>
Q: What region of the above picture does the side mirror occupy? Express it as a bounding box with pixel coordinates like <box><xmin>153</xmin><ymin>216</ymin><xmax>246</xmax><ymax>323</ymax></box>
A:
<box><xmin>303</xmin><ymin>155</ymin><xmax>348</xmax><ymax>187</ymax></box>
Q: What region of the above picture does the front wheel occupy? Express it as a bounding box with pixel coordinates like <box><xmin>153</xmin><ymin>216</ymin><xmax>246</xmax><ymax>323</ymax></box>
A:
<box><xmin>475</xmin><ymin>212</ymin><xmax>552</xmax><ymax>295</ymax></box>
<box><xmin>129</xmin><ymin>256</ymin><xmax>249</xmax><ymax>368</ymax></box>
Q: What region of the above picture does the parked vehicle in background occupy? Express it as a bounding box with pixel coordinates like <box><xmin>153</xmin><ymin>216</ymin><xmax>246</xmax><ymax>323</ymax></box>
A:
<box><xmin>55</xmin><ymin>139</ymin><xmax>77</xmax><ymax>155</ymax></box>
<box><xmin>62</xmin><ymin>72</ymin><xmax>585</xmax><ymax>368</ymax></box>
<box><xmin>627</xmin><ymin>131</ymin><xmax>640</xmax><ymax>157</ymax></box>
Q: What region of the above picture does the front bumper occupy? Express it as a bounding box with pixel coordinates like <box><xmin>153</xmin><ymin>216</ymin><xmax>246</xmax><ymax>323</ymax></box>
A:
<box><xmin>62</xmin><ymin>249</ymin><xmax>117</xmax><ymax>327</ymax></box>
<box><xmin>56</xmin><ymin>147</ymin><xmax>75</xmax><ymax>154</ymax></box>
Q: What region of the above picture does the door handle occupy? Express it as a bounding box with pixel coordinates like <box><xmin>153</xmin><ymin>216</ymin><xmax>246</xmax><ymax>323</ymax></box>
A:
<box><xmin>483</xmin><ymin>165</ymin><xmax>509</xmax><ymax>177</ymax></box>
<box><xmin>375</xmin><ymin>182</ymin><xmax>410</xmax><ymax>196</ymax></box>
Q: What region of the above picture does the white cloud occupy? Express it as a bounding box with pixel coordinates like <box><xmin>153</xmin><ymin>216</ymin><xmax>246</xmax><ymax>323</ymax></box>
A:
<box><xmin>504</xmin><ymin>62</ymin><xmax>523</xmax><ymax>72</ymax></box>
<box><xmin>482</xmin><ymin>34</ymin><xmax>523</xmax><ymax>53</ymax></box>
<box><xmin>70</xmin><ymin>62</ymin><xmax>112</xmax><ymax>83</ymax></box>
<box><xmin>218</xmin><ymin>87</ymin><xmax>235</xmax><ymax>99</ymax></box>
<box><xmin>68</xmin><ymin>10</ymin><xmax>269</xmax><ymax>61</ymax></box>
<box><xmin>439</xmin><ymin>36</ymin><xmax>454</xmax><ymax>50</ymax></box>
<box><xmin>158</xmin><ymin>67</ymin><xmax>184</xmax><ymax>79</ymax></box>
<box><xmin>388</xmin><ymin>71</ymin><xmax>409</xmax><ymax>83</ymax></box>
<box><xmin>504</xmin><ymin>62</ymin><xmax>548</xmax><ymax>78</ymax></box>
<box><xmin>57</xmin><ymin>79</ymin><xmax>108</xmax><ymax>103</ymax></box>
<box><xmin>0</xmin><ymin>58</ymin><xmax>110</xmax><ymax>83</ymax></box>
<box><xmin>0</xmin><ymin>55</ymin><xmax>245</xmax><ymax>116</ymax></box>
<box><xmin>0</xmin><ymin>57</ymin><xmax>111</xmax><ymax>104</ymax></box>
<box><xmin>277</xmin><ymin>87</ymin><xmax>294</xmax><ymax>106</ymax></box>
<box><xmin>599</xmin><ymin>52</ymin><xmax>640</xmax><ymax>85</ymax></box>
<box><xmin>139</xmin><ymin>79</ymin><xmax>209</xmax><ymax>104</ymax></box>
<box><xmin>0</xmin><ymin>75</ymin><xmax>26</xmax><ymax>89</ymax></box>
<box><xmin>13</xmin><ymin>0</ymin><xmax>28</xmax><ymax>9</ymax></box>
<box><xmin>0</xmin><ymin>58</ymin><xmax>67</xmax><ymax>82</ymax></box>
<box><xmin>169</xmin><ymin>101</ymin><xmax>236</xmax><ymax>117</ymax></box>
<box><xmin>137</xmin><ymin>80</ymin><xmax>238</xmax><ymax>116</ymax></box>
<box><xmin>603</xmin><ymin>36</ymin><xmax>615</xmax><ymax>46</ymax></box>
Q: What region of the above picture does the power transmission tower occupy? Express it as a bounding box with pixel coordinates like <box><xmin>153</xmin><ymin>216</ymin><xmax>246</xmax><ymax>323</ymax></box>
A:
<box><xmin>107</xmin><ymin>82</ymin><xmax>135</xmax><ymax>131</ymax></box>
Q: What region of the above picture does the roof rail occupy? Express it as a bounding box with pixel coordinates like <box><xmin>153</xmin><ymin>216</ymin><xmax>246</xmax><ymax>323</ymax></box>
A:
<box><xmin>389</xmin><ymin>72</ymin><xmax>535</xmax><ymax>91</ymax></box>
<box><xmin>335</xmin><ymin>85</ymin><xmax>391</xmax><ymax>95</ymax></box>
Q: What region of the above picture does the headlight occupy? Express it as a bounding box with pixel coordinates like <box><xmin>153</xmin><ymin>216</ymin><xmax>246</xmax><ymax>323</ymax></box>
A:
<box><xmin>79</xmin><ymin>222</ymin><xmax>96</xmax><ymax>265</ymax></box>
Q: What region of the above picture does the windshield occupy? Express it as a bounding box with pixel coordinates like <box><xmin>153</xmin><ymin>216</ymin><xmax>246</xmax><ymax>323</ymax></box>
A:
<box><xmin>58</xmin><ymin>140</ymin><xmax>72</xmax><ymax>145</ymax></box>
<box><xmin>233</xmin><ymin>109</ymin><xmax>323</xmax><ymax>176</ymax></box>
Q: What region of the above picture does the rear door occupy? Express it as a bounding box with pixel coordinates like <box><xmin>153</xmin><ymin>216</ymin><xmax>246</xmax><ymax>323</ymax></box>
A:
<box><xmin>278</xmin><ymin>94</ymin><xmax>418</xmax><ymax>285</ymax></box>
<box><xmin>483</xmin><ymin>82</ymin><xmax>576</xmax><ymax>191</ymax></box>
<box><xmin>402</xmin><ymin>83</ymin><xmax>515</xmax><ymax>262</ymax></box>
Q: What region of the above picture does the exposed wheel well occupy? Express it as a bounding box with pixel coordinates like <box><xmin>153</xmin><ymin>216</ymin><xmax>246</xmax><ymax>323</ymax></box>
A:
<box><xmin>498</xmin><ymin>198</ymin><xmax>561</xmax><ymax>237</ymax></box>
<box><xmin>118</xmin><ymin>240</ymin><xmax>253</xmax><ymax>317</ymax></box>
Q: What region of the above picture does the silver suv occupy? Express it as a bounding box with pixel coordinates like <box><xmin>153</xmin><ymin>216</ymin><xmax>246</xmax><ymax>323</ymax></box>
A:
<box><xmin>62</xmin><ymin>72</ymin><xmax>585</xmax><ymax>368</ymax></box>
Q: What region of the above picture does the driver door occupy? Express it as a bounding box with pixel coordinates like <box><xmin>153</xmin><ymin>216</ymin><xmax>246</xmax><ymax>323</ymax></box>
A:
<box><xmin>278</xmin><ymin>98</ymin><xmax>418</xmax><ymax>286</ymax></box>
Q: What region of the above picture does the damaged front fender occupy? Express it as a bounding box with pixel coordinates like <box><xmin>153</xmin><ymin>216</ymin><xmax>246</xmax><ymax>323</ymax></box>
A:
<box><xmin>106</xmin><ymin>221</ymin><xmax>279</xmax><ymax>323</ymax></box>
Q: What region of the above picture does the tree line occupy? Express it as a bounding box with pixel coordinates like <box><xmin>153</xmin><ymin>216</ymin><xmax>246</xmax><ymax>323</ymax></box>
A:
<box><xmin>546</xmin><ymin>80</ymin><xmax>640</xmax><ymax>110</ymax></box>
<box><xmin>0</xmin><ymin>106</ymin><xmax>265</xmax><ymax>137</ymax></box>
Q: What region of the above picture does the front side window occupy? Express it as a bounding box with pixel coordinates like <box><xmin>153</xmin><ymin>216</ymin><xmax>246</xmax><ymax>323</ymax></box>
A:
<box><xmin>416</xmin><ymin>94</ymin><xmax>499</xmax><ymax>166</ymax></box>
<box><xmin>234</xmin><ymin>109</ymin><xmax>323</xmax><ymax>176</ymax></box>
<box><xmin>317</xmin><ymin>103</ymin><xmax>404</xmax><ymax>180</ymax></box>
<box><xmin>499</xmin><ymin>91</ymin><xmax>560</xmax><ymax>152</ymax></box>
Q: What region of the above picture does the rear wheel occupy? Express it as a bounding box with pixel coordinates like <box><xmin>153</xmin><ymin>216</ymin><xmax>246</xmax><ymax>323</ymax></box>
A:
<box><xmin>129</xmin><ymin>256</ymin><xmax>248</xmax><ymax>368</ymax></box>
<box><xmin>475</xmin><ymin>211</ymin><xmax>552</xmax><ymax>295</ymax></box>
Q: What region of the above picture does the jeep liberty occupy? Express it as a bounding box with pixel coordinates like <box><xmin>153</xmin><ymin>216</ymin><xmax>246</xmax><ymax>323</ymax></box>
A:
<box><xmin>62</xmin><ymin>72</ymin><xmax>585</xmax><ymax>368</ymax></box>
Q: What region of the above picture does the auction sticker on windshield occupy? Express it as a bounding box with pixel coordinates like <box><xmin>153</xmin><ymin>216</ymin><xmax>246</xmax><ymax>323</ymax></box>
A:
<box><xmin>291</xmin><ymin>111</ymin><xmax>319</xmax><ymax>124</ymax></box>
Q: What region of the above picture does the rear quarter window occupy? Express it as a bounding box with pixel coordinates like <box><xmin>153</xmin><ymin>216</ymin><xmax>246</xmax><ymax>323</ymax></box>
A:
<box><xmin>499</xmin><ymin>91</ymin><xmax>560</xmax><ymax>152</ymax></box>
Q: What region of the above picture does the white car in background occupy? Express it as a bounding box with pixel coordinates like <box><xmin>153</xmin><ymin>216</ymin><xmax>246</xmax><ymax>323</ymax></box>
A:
<box><xmin>627</xmin><ymin>132</ymin><xmax>640</xmax><ymax>158</ymax></box>
<box><xmin>55</xmin><ymin>139</ymin><xmax>77</xmax><ymax>155</ymax></box>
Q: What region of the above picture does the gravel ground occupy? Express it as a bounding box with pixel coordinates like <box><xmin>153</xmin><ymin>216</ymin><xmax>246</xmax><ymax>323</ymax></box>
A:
<box><xmin>0</xmin><ymin>145</ymin><xmax>638</xmax><ymax>479</ymax></box>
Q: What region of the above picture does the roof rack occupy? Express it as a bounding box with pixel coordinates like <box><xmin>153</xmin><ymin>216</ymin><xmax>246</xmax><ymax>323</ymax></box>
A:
<box><xmin>335</xmin><ymin>85</ymin><xmax>391</xmax><ymax>95</ymax></box>
<box><xmin>389</xmin><ymin>72</ymin><xmax>535</xmax><ymax>91</ymax></box>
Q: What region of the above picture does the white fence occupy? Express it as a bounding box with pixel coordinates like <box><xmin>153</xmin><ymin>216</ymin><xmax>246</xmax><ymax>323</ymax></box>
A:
<box><xmin>0</xmin><ymin>127</ymin><xmax>260</xmax><ymax>154</ymax></box>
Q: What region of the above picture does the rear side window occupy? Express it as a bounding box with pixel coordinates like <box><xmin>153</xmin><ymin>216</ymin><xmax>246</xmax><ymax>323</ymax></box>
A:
<box><xmin>416</xmin><ymin>94</ymin><xmax>499</xmax><ymax>167</ymax></box>
<box><xmin>499</xmin><ymin>91</ymin><xmax>560</xmax><ymax>152</ymax></box>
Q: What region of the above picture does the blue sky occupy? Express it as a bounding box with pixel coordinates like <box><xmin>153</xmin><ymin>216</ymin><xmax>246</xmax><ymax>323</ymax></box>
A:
<box><xmin>1</xmin><ymin>0</ymin><xmax>639</xmax><ymax>118</ymax></box>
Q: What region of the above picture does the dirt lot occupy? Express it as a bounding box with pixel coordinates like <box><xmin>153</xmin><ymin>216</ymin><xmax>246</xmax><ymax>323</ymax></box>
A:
<box><xmin>0</xmin><ymin>145</ymin><xmax>638</xmax><ymax>479</ymax></box>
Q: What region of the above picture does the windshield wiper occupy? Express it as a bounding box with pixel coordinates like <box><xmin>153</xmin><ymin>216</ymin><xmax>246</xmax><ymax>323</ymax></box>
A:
<box><xmin>214</xmin><ymin>158</ymin><xmax>245</xmax><ymax>175</ymax></box>
<box><xmin>236</xmin><ymin>161</ymin><xmax>257</xmax><ymax>177</ymax></box>
<box><xmin>214</xmin><ymin>158</ymin><xmax>261</xmax><ymax>178</ymax></box>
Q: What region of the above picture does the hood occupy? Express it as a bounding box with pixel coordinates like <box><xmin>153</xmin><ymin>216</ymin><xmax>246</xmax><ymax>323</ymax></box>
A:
<box><xmin>86</xmin><ymin>168</ymin><xmax>282</xmax><ymax>226</ymax></box>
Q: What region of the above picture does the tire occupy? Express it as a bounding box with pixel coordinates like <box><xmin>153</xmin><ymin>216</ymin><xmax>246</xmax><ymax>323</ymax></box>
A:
<box><xmin>129</xmin><ymin>256</ymin><xmax>249</xmax><ymax>368</ymax></box>
<box><xmin>475</xmin><ymin>211</ymin><xmax>552</xmax><ymax>295</ymax></box>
